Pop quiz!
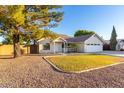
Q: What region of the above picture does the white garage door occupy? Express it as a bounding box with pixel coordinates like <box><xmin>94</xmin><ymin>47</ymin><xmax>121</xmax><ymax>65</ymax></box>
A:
<box><xmin>84</xmin><ymin>44</ymin><xmax>103</xmax><ymax>52</ymax></box>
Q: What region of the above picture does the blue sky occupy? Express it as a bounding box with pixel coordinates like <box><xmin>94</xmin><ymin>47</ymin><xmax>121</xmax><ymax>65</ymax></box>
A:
<box><xmin>0</xmin><ymin>5</ymin><xmax>124</xmax><ymax>42</ymax></box>
<box><xmin>52</xmin><ymin>5</ymin><xmax>124</xmax><ymax>40</ymax></box>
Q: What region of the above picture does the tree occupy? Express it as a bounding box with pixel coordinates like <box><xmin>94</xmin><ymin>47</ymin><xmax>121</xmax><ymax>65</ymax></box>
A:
<box><xmin>0</xmin><ymin>5</ymin><xmax>63</xmax><ymax>58</ymax></box>
<box><xmin>1</xmin><ymin>31</ymin><xmax>13</xmax><ymax>44</ymax></box>
<box><xmin>23</xmin><ymin>25</ymin><xmax>58</xmax><ymax>45</ymax></box>
<box><xmin>1</xmin><ymin>31</ymin><xmax>25</xmax><ymax>44</ymax></box>
<box><xmin>110</xmin><ymin>26</ymin><xmax>117</xmax><ymax>50</ymax></box>
<box><xmin>74</xmin><ymin>30</ymin><xmax>95</xmax><ymax>37</ymax></box>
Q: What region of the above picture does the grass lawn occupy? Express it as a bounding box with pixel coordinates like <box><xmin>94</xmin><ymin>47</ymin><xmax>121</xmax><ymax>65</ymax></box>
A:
<box><xmin>47</xmin><ymin>54</ymin><xmax>124</xmax><ymax>72</ymax></box>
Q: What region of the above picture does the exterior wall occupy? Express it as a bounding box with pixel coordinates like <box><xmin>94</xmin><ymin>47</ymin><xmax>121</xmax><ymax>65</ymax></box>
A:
<box><xmin>54</xmin><ymin>42</ymin><xmax>63</xmax><ymax>53</ymax></box>
<box><xmin>85</xmin><ymin>35</ymin><xmax>103</xmax><ymax>45</ymax></box>
<box><xmin>0</xmin><ymin>45</ymin><xmax>30</xmax><ymax>55</ymax></box>
<box><xmin>38</xmin><ymin>39</ymin><xmax>52</xmax><ymax>53</ymax></box>
<box><xmin>38</xmin><ymin>38</ymin><xmax>65</xmax><ymax>53</ymax></box>
<box><xmin>76</xmin><ymin>43</ymin><xmax>84</xmax><ymax>52</ymax></box>
<box><xmin>116</xmin><ymin>41</ymin><xmax>124</xmax><ymax>50</ymax></box>
<box><xmin>84</xmin><ymin>35</ymin><xmax>103</xmax><ymax>52</ymax></box>
<box><xmin>20</xmin><ymin>45</ymin><xmax>30</xmax><ymax>54</ymax></box>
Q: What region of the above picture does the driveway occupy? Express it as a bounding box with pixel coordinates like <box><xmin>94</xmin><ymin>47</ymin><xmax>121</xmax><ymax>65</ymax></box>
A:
<box><xmin>0</xmin><ymin>56</ymin><xmax>124</xmax><ymax>87</ymax></box>
<box><xmin>98</xmin><ymin>51</ymin><xmax>124</xmax><ymax>57</ymax></box>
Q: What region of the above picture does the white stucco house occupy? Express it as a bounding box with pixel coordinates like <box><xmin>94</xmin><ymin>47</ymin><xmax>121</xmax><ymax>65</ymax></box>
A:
<box><xmin>116</xmin><ymin>39</ymin><xmax>124</xmax><ymax>51</ymax></box>
<box><xmin>37</xmin><ymin>33</ymin><xmax>104</xmax><ymax>53</ymax></box>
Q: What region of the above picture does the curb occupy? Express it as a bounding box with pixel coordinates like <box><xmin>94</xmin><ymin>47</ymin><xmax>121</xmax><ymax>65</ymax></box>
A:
<box><xmin>43</xmin><ymin>56</ymin><xmax>68</xmax><ymax>73</ymax></box>
<box><xmin>43</xmin><ymin>56</ymin><xmax>124</xmax><ymax>74</ymax></box>
<box><xmin>96</xmin><ymin>53</ymin><xmax>124</xmax><ymax>58</ymax></box>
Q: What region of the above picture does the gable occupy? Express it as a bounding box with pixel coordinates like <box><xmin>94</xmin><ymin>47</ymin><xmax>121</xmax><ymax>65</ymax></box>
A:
<box><xmin>53</xmin><ymin>37</ymin><xmax>67</xmax><ymax>42</ymax></box>
<box><xmin>38</xmin><ymin>37</ymin><xmax>66</xmax><ymax>45</ymax></box>
<box><xmin>120</xmin><ymin>40</ymin><xmax>124</xmax><ymax>43</ymax></box>
<box><xmin>38</xmin><ymin>39</ymin><xmax>51</xmax><ymax>44</ymax></box>
<box><xmin>84</xmin><ymin>34</ymin><xmax>104</xmax><ymax>44</ymax></box>
<box><xmin>118</xmin><ymin>40</ymin><xmax>124</xmax><ymax>45</ymax></box>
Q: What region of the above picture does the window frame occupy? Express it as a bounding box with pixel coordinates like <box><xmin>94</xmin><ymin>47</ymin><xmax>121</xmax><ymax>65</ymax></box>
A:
<box><xmin>43</xmin><ymin>43</ymin><xmax>50</xmax><ymax>50</ymax></box>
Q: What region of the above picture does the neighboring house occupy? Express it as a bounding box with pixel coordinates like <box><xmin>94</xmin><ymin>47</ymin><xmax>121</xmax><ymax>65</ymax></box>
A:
<box><xmin>37</xmin><ymin>33</ymin><xmax>104</xmax><ymax>53</ymax></box>
<box><xmin>116</xmin><ymin>39</ymin><xmax>124</xmax><ymax>50</ymax></box>
<box><xmin>104</xmin><ymin>39</ymin><xmax>124</xmax><ymax>51</ymax></box>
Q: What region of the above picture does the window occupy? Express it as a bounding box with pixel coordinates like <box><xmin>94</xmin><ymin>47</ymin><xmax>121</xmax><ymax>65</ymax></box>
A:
<box><xmin>43</xmin><ymin>43</ymin><xmax>50</xmax><ymax>50</ymax></box>
<box><xmin>87</xmin><ymin>44</ymin><xmax>100</xmax><ymax>46</ymax></box>
<box><xmin>94</xmin><ymin>44</ymin><xmax>100</xmax><ymax>45</ymax></box>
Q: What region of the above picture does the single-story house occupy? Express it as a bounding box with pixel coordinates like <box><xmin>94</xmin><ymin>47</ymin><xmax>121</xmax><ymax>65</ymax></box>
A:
<box><xmin>37</xmin><ymin>33</ymin><xmax>104</xmax><ymax>53</ymax></box>
<box><xmin>104</xmin><ymin>39</ymin><xmax>124</xmax><ymax>51</ymax></box>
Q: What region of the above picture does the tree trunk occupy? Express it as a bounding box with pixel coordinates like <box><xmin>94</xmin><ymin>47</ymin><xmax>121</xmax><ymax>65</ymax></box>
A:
<box><xmin>13</xmin><ymin>34</ymin><xmax>21</xmax><ymax>58</ymax></box>
<box><xmin>33</xmin><ymin>40</ymin><xmax>36</xmax><ymax>45</ymax></box>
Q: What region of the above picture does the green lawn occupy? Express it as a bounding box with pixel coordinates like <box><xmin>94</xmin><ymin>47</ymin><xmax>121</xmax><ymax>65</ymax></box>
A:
<box><xmin>47</xmin><ymin>54</ymin><xmax>124</xmax><ymax>72</ymax></box>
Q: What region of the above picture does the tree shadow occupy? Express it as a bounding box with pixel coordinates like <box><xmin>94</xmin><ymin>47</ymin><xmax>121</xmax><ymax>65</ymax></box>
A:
<box><xmin>0</xmin><ymin>56</ymin><xmax>14</xmax><ymax>59</ymax></box>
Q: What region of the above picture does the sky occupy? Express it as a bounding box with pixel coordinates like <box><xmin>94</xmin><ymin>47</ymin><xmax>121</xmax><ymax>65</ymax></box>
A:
<box><xmin>0</xmin><ymin>5</ymin><xmax>124</xmax><ymax>42</ymax></box>
<box><xmin>52</xmin><ymin>5</ymin><xmax>124</xmax><ymax>40</ymax></box>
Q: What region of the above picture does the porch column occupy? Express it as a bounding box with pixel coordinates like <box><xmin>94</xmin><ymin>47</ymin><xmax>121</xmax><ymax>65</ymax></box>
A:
<box><xmin>63</xmin><ymin>42</ymin><xmax>66</xmax><ymax>53</ymax></box>
<box><xmin>53</xmin><ymin>42</ymin><xmax>55</xmax><ymax>54</ymax></box>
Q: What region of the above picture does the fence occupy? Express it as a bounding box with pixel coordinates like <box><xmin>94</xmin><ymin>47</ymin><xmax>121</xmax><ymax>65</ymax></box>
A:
<box><xmin>0</xmin><ymin>45</ymin><xmax>30</xmax><ymax>56</ymax></box>
<box><xmin>30</xmin><ymin>45</ymin><xmax>39</xmax><ymax>54</ymax></box>
<box><xmin>67</xmin><ymin>47</ymin><xmax>77</xmax><ymax>53</ymax></box>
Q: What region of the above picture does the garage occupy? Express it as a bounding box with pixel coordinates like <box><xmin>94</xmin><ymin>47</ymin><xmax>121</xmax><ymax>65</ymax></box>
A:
<box><xmin>84</xmin><ymin>44</ymin><xmax>103</xmax><ymax>52</ymax></box>
<box><xmin>66</xmin><ymin>34</ymin><xmax>104</xmax><ymax>53</ymax></box>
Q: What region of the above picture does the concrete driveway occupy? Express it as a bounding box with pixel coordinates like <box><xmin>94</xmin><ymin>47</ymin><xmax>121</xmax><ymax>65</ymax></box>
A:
<box><xmin>98</xmin><ymin>51</ymin><xmax>124</xmax><ymax>57</ymax></box>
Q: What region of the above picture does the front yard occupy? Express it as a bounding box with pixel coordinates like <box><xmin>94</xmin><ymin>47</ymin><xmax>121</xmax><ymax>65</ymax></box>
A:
<box><xmin>1</xmin><ymin>55</ymin><xmax>124</xmax><ymax>87</ymax></box>
<box><xmin>47</xmin><ymin>54</ymin><xmax>124</xmax><ymax>72</ymax></box>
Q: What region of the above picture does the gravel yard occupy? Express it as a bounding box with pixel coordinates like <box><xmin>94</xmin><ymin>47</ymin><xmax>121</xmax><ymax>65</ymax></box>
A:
<box><xmin>0</xmin><ymin>56</ymin><xmax>124</xmax><ymax>88</ymax></box>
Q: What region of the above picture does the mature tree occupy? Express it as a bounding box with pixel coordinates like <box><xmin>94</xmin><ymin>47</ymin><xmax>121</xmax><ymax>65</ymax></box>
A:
<box><xmin>110</xmin><ymin>26</ymin><xmax>117</xmax><ymax>50</ymax></box>
<box><xmin>0</xmin><ymin>5</ymin><xmax>63</xmax><ymax>58</ymax></box>
<box><xmin>23</xmin><ymin>6</ymin><xmax>62</xmax><ymax>45</ymax></box>
<box><xmin>1</xmin><ymin>31</ymin><xmax>25</xmax><ymax>44</ymax></box>
<box><xmin>74</xmin><ymin>30</ymin><xmax>95</xmax><ymax>37</ymax></box>
<box><xmin>24</xmin><ymin>26</ymin><xmax>58</xmax><ymax>45</ymax></box>
<box><xmin>1</xmin><ymin>30</ymin><xmax>13</xmax><ymax>44</ymax></box>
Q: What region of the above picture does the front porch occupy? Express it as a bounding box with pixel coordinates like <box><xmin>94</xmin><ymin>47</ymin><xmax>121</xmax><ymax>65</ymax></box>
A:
<box><xmin>52</xmin><ymin>42</ymin><xmax>79</xmax><ymax>53</ymax></box>
<box><xmin>52</xmin><ymin>37</ymin><xmax>67</xmax><ymax>53</ymax></box>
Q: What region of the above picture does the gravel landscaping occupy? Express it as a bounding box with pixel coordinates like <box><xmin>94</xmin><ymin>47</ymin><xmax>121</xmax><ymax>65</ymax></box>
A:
<box><xmin>0</xmin><ymin>56</ymin><xmax>124</xmax><ymax>88</ymax></box>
